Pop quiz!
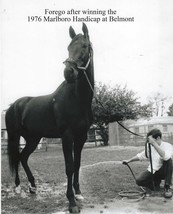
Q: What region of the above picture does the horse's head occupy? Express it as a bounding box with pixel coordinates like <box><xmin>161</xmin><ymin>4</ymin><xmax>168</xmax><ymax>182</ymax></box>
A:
<box><xmin>64</xmin><ymin>23</ymin><xmax>92</xmax><ymax>83</ymax></box>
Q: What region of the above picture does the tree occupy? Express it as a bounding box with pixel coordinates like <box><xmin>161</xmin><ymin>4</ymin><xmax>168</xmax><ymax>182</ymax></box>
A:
<box><xmin>147</xmin><ymin>92</ymin><xmax>168</xmax><ymax>116</ymax></box>
<box><xmin>138</xmin><ymin>103</ymin><xmax>153</xmax><ymax>118</ymax></box>
<box><xmin>92</xmin><ymin>83</ymin><xmax>148</xmax><ymax>145</ymax></box>
<box><xmin>167</xmin><ymin>103</ymin><xmax>173</xmax><ymax>116</ymax></box>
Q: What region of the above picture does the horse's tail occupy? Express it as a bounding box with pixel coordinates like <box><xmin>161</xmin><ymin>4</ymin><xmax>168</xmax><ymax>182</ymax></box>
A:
<box><xmin>5</xmin><ymin>103</ymin><xmax>21</xmax><ymax>175</ymax></box>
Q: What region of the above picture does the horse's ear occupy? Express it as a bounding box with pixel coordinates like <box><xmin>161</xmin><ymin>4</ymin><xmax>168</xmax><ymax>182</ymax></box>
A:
<box><xmin>69</xmin><ymin>26</ymin><xmax>76</xmax><ymax>39</ymax></box>
<box><xmin>82</xmin><ymin>23</ymin><xmax>89</xmax><ymax>39</ymax></box>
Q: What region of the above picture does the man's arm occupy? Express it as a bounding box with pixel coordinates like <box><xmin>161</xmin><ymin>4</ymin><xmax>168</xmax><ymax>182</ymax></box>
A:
<box><xmin>122</xmin><ymin>150</ymin><xmax>147</xmax><ymax>164</ymax></box>
<box><xmin>122</xmin><ymin>155</ymin><xmax>140</xmax><ymax>164</ymax></box>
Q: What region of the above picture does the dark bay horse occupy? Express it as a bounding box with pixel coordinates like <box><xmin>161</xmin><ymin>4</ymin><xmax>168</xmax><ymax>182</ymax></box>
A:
<box><xmin>5</xmin><ymin>23</ymin><xmax>94</xmax><ymax>213</ymax></box>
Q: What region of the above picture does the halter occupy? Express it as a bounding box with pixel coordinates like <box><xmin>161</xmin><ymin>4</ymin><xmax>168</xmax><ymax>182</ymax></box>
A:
<box><xmin>77</xmin><ymin>57</ymin><xmax>91</xmax><ymax>70</ymax></box>
<box><xmin>63</xmin><ymin>43</ymin><xmax>92</xmax><ymax>73</ymax></box>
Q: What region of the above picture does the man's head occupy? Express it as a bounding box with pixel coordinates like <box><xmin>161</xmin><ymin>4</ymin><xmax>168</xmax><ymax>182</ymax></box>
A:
<box><xmin>147</xmin><ymin>128</ymin><xmax>162</xmax><ymax>140</ymax></box>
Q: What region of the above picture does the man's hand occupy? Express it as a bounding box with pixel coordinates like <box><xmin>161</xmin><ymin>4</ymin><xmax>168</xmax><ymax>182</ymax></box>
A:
<box><xmin>122</xmin><ymin>160</ymin><xmax>129</xmax><ymax>165</ymax></box>
<box><xmin>148</xmin><ymin>136</ymin><xmax>157</xmax><ymax>146</ymax></box>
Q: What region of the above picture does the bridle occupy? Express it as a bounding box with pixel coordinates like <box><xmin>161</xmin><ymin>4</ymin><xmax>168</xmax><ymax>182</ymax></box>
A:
<box><xmin>63</xmin><ymin>42</ymin><xmax>92</xmax><ymax>76</ymax></box>
<box><xmin>63</xmin><ymin>56</ymin><xmax>91</xmax><ymax>71</ymax></box>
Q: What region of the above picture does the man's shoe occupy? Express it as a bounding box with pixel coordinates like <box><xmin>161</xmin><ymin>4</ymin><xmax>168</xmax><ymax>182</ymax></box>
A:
<box><xmin>164</xmin><ymin>187</ymin><xmax>172</xmax><ymax>198</ymax></box>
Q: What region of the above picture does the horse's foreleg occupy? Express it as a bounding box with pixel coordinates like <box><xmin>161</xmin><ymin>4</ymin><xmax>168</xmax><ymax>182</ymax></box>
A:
<box><xmin>62</xmin><ymin>131</ymin><xmax>79</xmax><ymax>213</ymax></box>
<box><xmin>73</xmin><ymin>135</ymin><xmax>86</xmax><ymax>199</ymax></box>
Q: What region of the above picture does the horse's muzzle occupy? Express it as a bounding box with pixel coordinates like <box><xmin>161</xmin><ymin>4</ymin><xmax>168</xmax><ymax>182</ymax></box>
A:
<box><xmin>63</xmin><ymin>57</ymin><xmax>77</xmax><ymax>67</ymax></box>
<box><xmin>64</xmin><ymin>66</ymin><xmax>78</xmax><ymax>83</ymax></box>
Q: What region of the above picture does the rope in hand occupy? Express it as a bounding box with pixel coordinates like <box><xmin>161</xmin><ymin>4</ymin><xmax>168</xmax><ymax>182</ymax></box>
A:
<box><xmin>118</xmin><ymin>162</ymin><xmax>146</xmax><ymax>202</ymax></box>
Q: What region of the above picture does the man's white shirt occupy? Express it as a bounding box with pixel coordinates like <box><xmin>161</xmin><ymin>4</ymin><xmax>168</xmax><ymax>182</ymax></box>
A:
<box><xmin>137</xmin><ymin>141</ymin><xmax>173</xmax><ymax>173</ymax></box>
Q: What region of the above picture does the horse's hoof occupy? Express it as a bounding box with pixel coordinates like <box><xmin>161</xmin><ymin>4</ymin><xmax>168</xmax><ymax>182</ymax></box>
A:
<box><xmin>29</xmin><ymin>187</ymin><xmax>36</xmax><ymax>194</ymax></box>
<box><xmin>28</xmin><ymin>184</ymin><xmax>36</xmax><ymax>194</ymax></box>
<box><xmin>15</xmin><ymin>185</ymin><xmax>21</xmax><ymax>194</ymax></box>
<box><xmin>69</xmin><ymin>206</ymin><xmax>80</xmax><ymax>213</ymax></box>
<box><xmin>75</xmin><ymin>194</ymin><xmax>84</xmax><ymax>201</ymax></box>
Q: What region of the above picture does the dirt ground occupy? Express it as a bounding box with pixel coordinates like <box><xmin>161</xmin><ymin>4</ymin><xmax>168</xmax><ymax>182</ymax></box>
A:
<box><xmin>1</xmin><ymin>145</ymin><xmax>173</xmax><ymax>214</ymax></box>
<box><xmin>79</xmin><ymin>161</ymin><xmax>173</xmax><ymax>214</ymax></box>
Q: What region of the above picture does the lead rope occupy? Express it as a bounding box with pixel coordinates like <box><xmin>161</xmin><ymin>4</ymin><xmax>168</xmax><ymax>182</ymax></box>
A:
<box><xmin>83</xmin><ymin>70</ymin><xmax>144</xmax><ymax>138</ymax></box>
<box><xmin>145</xmin><ymin>140</ymin><xmax>155</xmax><ymax>191</ymax></box>
<box><xmin>148</xmin><ymin>143</ymin><xmax>155</xmax><ymax>191</ymax></box>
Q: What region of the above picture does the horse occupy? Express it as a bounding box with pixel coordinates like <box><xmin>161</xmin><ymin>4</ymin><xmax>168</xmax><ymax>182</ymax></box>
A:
<box><xmin>5</xmin><ymin>23</ymin><xmax>94</xmax><ymax>213</ymax></box>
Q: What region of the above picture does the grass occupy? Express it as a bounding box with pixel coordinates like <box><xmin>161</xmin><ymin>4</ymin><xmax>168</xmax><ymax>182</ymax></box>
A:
<box><xmin>1</xmin><ymin>145</ymin><xmax>150</xmax><ymax>214</ymax></box>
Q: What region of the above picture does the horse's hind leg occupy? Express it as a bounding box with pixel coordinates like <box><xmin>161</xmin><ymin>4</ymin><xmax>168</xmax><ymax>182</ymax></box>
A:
<box><xmin>20</xmin><ymin>137</ymin><xmax>40</xmax><ymax>193</ymax></box>
<box><xmin>15</xmin><ymin>160</ymin><xmax>21</xmax><ymax>193</ymax></box>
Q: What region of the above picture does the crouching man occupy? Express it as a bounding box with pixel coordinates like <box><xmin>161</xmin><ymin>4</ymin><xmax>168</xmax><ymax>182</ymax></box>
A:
<box><xmin>122</xmin><ymin>129</ymin><xmax>173</xmax><ymax>198</ymax></box>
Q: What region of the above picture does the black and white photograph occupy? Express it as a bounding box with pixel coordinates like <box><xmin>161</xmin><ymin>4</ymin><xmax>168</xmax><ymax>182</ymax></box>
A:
<box><xmin>1</xmin><ymin>0</ymin><xmax>173</xmax><ymax>213</ymax></box>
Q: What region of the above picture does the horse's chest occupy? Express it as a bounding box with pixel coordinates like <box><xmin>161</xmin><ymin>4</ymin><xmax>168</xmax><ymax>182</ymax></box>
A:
<box><xmin>74</xmin><ymin>118</ymin><xmax>90</xmax><ymax>132</ymax></box>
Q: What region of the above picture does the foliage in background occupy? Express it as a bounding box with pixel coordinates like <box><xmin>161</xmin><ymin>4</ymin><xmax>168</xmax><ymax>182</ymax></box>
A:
<box><xmin>167</xmin><ymin>103</ymin><xmax>173</xmax><ymax>116</ymax></box>
<box><xmin>92</xmin><ymin>82</ymin><xmax>152</xmax><ymax>145</ymax></box>
<box><xmin>147</xmin><ymin>92</ymin><xmax>169</xmax><ymax>117</ymax></box>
